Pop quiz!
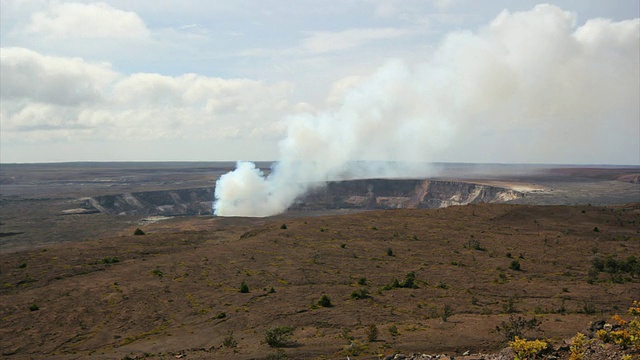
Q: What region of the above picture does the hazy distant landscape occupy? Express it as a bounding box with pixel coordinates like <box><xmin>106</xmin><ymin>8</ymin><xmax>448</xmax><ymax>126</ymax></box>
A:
<box><xmin>1</xmin><ymin>162</ymin><xmax>638</xmax><ymax>252</ymax></box>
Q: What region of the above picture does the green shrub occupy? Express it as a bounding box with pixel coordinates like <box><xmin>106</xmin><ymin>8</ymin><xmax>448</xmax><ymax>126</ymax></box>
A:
<box><xmin>240</xmin><ymin>281</ymin><xmax>249</xmax><ymax>293</ymax></box>
<box><xmin>318</xmin><ymin>294</ymin><xmax>332</xmax><ymax>307</ymax></box>
<box><xmin>29</xmin><ymin>304</ymin><xmax>39</xmax><ymax>311</ymax></box>
<box><xmin>510</xmin><ymin>260</ymin><xmax>522</xmax><ymax>271</ymax></box>
<box><xmin>280</xmin><ymin>224</ymin><xmax>287</xmax><ymax>230</ymax></box>
<box><xmin>264</xmin><ymin>326</ymin><xmax>295</xmax><ymax>347</ymax></box>
<box><xmin>388</xmin><ymin>324</ymin><xmax>399</xmax><ymax>336</ymax></box>
<box><xmin>366</xmin><ymin>324</ymin><xmax>379</xmax><ymax>342</ymax></box>
<box><xmin>350</xmin><ymin>288</ymin><xmax>370</xmax><ymax>300</ymax></box>
<box><xmin>222</xmin><ymin>333</ymin><xmax>237</xmax><ymax>347</ymax></box>
<box><xmin>18</xmin><ymin>262</ymin><xmax>27</xmax><ymax>269</ymax></box>
<box><xmin>465</xmin><ymin>238</ymin><xmax>486</xmax><ymax>251</ymax></box>
<box><xmin>133</xmin><ymin>228</ymin><xmax>145</xmax><ymax>235</ymax></box>
<box><xmin>100</xmin><ymin>257</ymin><xmax>120</xmax><ymax>264</ymax></box>
<box><xmin>402</xmin><ymin>272</ymin><xmax>417</xmax><ymax>288</ymax></box>
<box><xmin>386</xmin><ymin>247</ymin><xmax>394</xmax><ymax>256</ymax></box>
<box><xmin>357</xmin><ymin>277</ymin><xmax>367</xmax><ymax>285</ymax></box>
<box><xmin>151</xmin><ymin>269</ymin><xmax>164</xmax><ymax>277</ymax></box>
<box><xmin>442</xmin><ymin>304</ymin><xmax>453</xmax><ymax>322</ymax></box>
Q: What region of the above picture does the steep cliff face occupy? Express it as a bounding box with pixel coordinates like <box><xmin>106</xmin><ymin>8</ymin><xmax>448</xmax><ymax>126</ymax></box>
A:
<box><xmin>82</xmin><ymin>188</ymin><xmax>214</xmax><ymax>216</ymax></box>
<box><xmin>80</xmin><ymin>179</ymin><xmax>522</xmax><ymax>216</ymax></box>
<box><xmin>292</xmin><ymin>179</ymin><xmax>523</xmax><ymax>210</ymax></box>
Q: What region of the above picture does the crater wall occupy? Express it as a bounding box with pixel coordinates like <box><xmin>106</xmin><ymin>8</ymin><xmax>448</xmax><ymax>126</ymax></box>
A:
<box><xmin>80</xmin><ymin>179</ymin><xmax>522</xmax><ymax>216</ymax></box>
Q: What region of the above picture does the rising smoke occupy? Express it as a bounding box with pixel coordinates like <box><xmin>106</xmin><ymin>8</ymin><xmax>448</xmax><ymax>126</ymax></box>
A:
<box><xmin>214</xmin><ymin>4</ymin><xmax>639</xmax><ymax>217</ymax></box>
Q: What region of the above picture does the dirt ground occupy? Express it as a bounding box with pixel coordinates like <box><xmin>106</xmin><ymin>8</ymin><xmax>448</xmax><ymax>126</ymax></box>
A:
<box><xmin>1</xmin><ymin>202</ymin><xmax>639</xmax><ymax>359</ymax></box>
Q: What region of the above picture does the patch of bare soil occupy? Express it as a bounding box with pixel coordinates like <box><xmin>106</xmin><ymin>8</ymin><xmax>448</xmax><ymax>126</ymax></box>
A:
<box><xmin>1</xmin><ymin>203</ymin><xmax>639</xmax><ymax>359</ymax></box>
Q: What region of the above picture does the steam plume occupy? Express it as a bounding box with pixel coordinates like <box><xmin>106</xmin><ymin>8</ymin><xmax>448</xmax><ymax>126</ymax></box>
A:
<box><xmin>214</xmin><ymin>4</ymin><xmax>639</xmax><ymax>217</ymax></box>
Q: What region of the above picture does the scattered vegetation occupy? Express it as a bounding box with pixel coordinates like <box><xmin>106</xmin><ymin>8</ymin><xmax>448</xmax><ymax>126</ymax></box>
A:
<box><xmin>496</xmin><ymin>315</ymin><xmax>542</xmax><ymax>341</ymax></box>
<box><xmin>590</xmin><ymin>254</ymin><xmax>639</xmax><ymax>282</ymax></box>
<box><xmin>383</xmin><ymin>272</ymin><xmax>419</xmax><ymax>290</ymax></box>
<box><xmin>99</xmin><ymin>257</ymin><xmax>120</xmax><ymax>264</ymax></box>
<box><xmin>133</xmin><ymin>228</ymin><xmax>145</xmax><ymax>236</ymax></box>
<box><xmin>350</xmin><ymin>288</ymin><xmax>371</xmax><ymax>300</ymax></box>
<box><xmin>596</xmin><ymin>301</ymin><xmax>640</xmax><ymax>350</ymax></box>
<box><xmin>264</xmin><ymin>326</ymin><xmax>295</xmax><ymax>348</ymax></box>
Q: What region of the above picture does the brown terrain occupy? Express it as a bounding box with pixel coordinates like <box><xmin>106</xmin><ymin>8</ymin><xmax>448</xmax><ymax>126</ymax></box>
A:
<box><xmin>0</xmin><ymin>163</ymin><xmax>639</xmax><ymax>359</ymax></box>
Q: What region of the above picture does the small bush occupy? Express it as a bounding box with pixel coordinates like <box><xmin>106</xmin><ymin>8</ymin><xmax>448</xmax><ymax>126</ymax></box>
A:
<box><xmin>100</xmin><ymin>257</ymin><xmax>120</xmax><ymax>264</ymax></box>
<box><xmin>569</xmin><ymin>332</ymin><xmax>592</xmax><ymax>360</ymax></box>
<box><xmin>510</xmin><ymin>337</ymin><xmax>549</xmax><ymax>360</ymax></box>
<box><xmin>366</xmin><ymin>324</ymin><xmax>379</xmax><ymax>342</ymax></box>
<box><xmin>388</xmin><ymin>324</ymin><xmax>399</xmax><ymax>336</ymax></box>
<box><xmin>386</xmin><ymin>247</ymin><xmax>394</xmax><ymax>256</ymax></box>
<box><xmin>280</xmin><ymin>224</ymin><xmax>287</xmax><ymax>230</ymax></box>
<box><xmin>357</xmin><ymin>277</ymin><xmax>367</xmax><ymax>285</ymax></box>
<box><xmin>216</xmin><ymin>312</ymin><xmax>226</xmax><ymax>319</ymax></box>
<box><xmin>496</xmin><ymin>315</ymin><xmax>542</xmax><ymax>341</ymax></box>
<box><xmin>402</xmin><ymin>272</ymin><xmax>418</xmax><ymax>288</ymax></box>
<box><xmin>582</xmin><ymin>302</ymin><xmax>596</xmax><ymax>315</ymax></box>
<box><xmin>465</xmin><ymin>238</ymin><xmax>486</xmax><ymax>251</ymax></box>
<box><xmin>29</xmin><ymin>304</ymin><xmax>39</xmax><ymax>311</ymax></box>
<box><xmin>596</xmin><ymin>300</ymin><xmax>640</xmax><ymax>350</ymax></box>
<box><xmin>265</xmin><ymin>326</ymin><xmax>295</xmax><ymax>348</ymax></box>
<box><xmin>151</xmin><ymin>269</ymin><xmax>164</xmax><ymax>277</ymax></box>
<box><xmin>442</xmin><ymin>304</ymin><xmax>453</xmax><ymax>322</ymax></box>
<box><xmin>222</xmin><ymin>333</ymin><xmax>237</xmax><ymax>348</ymax></box>
<box><xmin>133</xmin><ymin>228</ymin><xmax>145</xmax><ymax>236</ymax></box>
<box><xmin>350</xmin><ymin>288</ymin><xmax>370</xmax><ymax>300</ymax></box>
<box><xmin>18</xmin><ymin>262</ymin><xmax>27</xmax><ymax>269</ymax></box>
<box><xmin>239</xmin><ymin>281</ymin><xmax>249</xmax><ymax>293</ymax></box>
<box><xmin>318</xmin><ymin>294</ymin><xmax>332</xmax><ymax>307</ymax></box>
<box><xmin>510</xmin><ymin>260</ymin><xmax>522</xmax><ymax>271</ymax></box>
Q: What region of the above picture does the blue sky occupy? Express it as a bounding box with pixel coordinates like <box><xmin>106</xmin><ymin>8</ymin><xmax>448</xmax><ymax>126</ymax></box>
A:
<box><xmin>1</xmin><ymin>1</ymin><xmax>638</xmax><ymax>164</ymax></box>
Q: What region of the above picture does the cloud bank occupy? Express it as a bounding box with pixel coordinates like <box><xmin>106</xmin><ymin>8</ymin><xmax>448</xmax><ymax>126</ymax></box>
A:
<box><xmin>213</xmin><ymin>4</ymin><xmax>640</xmax><ymax>217</ymax></box>
<box><xmin>0</xmin><ymin>47</ymin><xmax>293</xmax><ymax>143</ymax></box>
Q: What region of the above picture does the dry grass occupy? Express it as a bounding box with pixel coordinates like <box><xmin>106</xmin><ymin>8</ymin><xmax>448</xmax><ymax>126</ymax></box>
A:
<box><xmin>1</xmin><ymin>203</ymin><xmax>639</xmax><ymax>359</ymax></box>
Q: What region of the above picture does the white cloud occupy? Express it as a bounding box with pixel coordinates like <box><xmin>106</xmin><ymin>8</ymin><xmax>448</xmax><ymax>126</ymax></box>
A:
<box><xmin>25</xmin><ymin>2</ymin><xmax>149</xmax><ymax>38</ymax></box>
<box><xmin>0</xmin><ymin>47</ymin><xmax>118</xmax><ymax>105</ymax></box>
<box><xmin>0</xmin><ymin>48</ymin><xmax>294</xmax><ymax>144</ymax></box>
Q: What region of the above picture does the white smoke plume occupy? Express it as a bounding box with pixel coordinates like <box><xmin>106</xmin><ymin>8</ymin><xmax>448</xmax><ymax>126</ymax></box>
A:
<box><xmin>214</xmin><ymin>4</ymin><xmax>639</xmax><ymax>217</ymax></box>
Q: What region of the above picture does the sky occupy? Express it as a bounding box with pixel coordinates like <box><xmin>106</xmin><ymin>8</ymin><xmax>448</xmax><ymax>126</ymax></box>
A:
<box><xmin>1</xmin><ymin>0</ymin><xmax>639</xmax><ymax>164</ymax></box>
